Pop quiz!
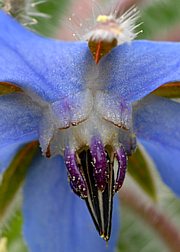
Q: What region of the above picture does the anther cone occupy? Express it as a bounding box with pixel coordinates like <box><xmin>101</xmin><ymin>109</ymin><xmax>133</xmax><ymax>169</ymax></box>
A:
<box><xmin>64</xmin><ymin>141</ymin><xmax>128</xmax><ymax>241</ymax></box>
<box><xmin>79</xmin><ymin>150</ymin><xmax>113</xmax><ymax>241</ymax></box>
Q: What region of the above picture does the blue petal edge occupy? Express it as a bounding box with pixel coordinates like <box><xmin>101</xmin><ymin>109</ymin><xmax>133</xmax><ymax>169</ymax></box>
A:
<box><xmin>133</xmin><ymin>95</ymin><xmax>180</xmax><ymax>196</ymax></box>
<box><xmin>99</xmin><ymin>40</ymin><xmax>180</xmax><ymax>102</ymax></box>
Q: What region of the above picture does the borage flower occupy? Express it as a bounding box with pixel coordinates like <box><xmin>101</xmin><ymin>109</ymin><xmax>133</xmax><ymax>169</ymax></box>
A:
<box><xmin>0</xmin><ymin>7</ymin><xmax>180</xmax><ymax>252</ymax></box>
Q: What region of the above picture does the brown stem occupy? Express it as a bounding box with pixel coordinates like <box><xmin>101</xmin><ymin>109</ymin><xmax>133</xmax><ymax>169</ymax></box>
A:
<box><xmin>119</xmin><ymin>187</ymin><xmax>180</xmax><ymax>252</ymax></box>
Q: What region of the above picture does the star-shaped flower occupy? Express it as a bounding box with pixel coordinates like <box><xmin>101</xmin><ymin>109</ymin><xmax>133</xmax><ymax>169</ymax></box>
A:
<box><xmin>0</xmin><ymin>8</ymin><xmax>180</xmax><ymax>252</ymax></box>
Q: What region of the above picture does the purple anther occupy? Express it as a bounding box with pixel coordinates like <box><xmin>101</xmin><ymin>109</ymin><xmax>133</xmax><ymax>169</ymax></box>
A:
<box><xmin>90</xmin><ymin>136</ymin><xmax>108</xmax><ymax>191</ymax></box>
<box><xmin>114</xmin><ymin>146</ymin><xmax>127</xmax><ymax>192</ymax></box>
<box><xmin>64</xmin><ymin>147</ymin><xmax>87</xmax><ymax>199</ymax></box>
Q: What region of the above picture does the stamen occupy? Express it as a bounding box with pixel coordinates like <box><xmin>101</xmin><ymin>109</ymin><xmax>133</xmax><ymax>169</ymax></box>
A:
<box><xmin>90</xmin><ymin>136</ymin><xmax>108</xmax><ymax>191</ymax></box>
<box><xmin>96</xmin><ymin>15</ymin><xmax>112</xmax><ymax>23</ymax></box>
<box><xmin>64</xmin><ymin>147</ymin><xmax>88</xmax><ymax>199</ymax></box>
<box><xmin>114</xmin><ymin>146</ymin><xmax>127</xmax><ymax>193</ymax></box>
<box><xmin>64</xmin><ymin>140</ymin><xmax>129</xmax><ymax>241</ymax></box>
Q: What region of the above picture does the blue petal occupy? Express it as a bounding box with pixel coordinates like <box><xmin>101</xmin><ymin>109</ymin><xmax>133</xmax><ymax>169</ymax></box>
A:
<box><xmin>0</xmin><ymin>93</ymin><xmax>41</xmax><ymax>147</ymax></box>
<box><xmin>133</xmin><ymin>95</ymin><xmax>180</xmax><ymax>195</ymax></box>
<box><xmin>0</xmin><ymin>143</ymin><xmax>19</xmax><ymax>173</ymax></box>
<box><xmin>0</xmin><ymin>11</ymin><xmax>91</xmax><ymax>102</ymax></box>
<box><xmin>100</xmin><ymin>40</ymin><xmax>180</xmax><ymax>102</ymax></box>
<box><xmin>139</xmin><ymin>140</ymin><xmax>180</xmax><ymax>197</ymax></box>
<box><xmin>23</xmin><ymin>155</ymin><xmax>120</xmax><ymax>252</ymax></box>
<box><xmin>1</xmin><ymin>11</ymin><xmax>179</xmax><ymax>104</ymax></box>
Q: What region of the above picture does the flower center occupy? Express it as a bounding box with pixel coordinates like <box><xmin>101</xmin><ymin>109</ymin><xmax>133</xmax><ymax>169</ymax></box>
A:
<box><xmin>38</xmin><ymin>88</ymin><xmax>136</xmax><ymax>240</ymax></box>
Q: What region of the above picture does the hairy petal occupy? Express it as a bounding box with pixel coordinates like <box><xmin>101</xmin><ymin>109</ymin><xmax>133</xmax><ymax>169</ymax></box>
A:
<box><xmin>0</xmin><ymin>93</ymin><xmax>41</xmax><ymax>147</ymax></box>
<box><xmin>133</xmin><ymin>95</ymin><xmax>180</xmax><ymax>195</ymax></box>
<box><xmin>23</xmin><ymin>155</ymin><xmax>120</xmax><ymax>252</ymax></box>
<box><xmin>99</xmin><ymin>40</ymin><xmax>180</xmax><ymax>102</ymax></box>
<box><xmin>0</xmin><ymin>11</ymin><xmax>91</xmax><ymax>102</ymax></box>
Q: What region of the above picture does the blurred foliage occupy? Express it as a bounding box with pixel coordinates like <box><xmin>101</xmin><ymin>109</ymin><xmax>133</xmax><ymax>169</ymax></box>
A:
<box><xmin>118</xmin><ymin>176</ymin><xmax>180</xmax><ymax>252</ymax></box>
<box><xmin>33</xmin><ymin>0</ymin><xmax>70</xmax><ymax>36</ymax></box>
<box><xmin>138</xmin><ymin>0</ymin><xmax>180</xmax><ymax>39</ymax></box>
<box><xmin>0</xmin><ymin>143</ymin><xmax>38</xmax><ymax>224</ymax></box>
<box><xmin>118</xmin><ymin>204</ymin><xmax>168</xmax><ymax>252</ymax></box>
<box><xmin>2</xmin><ymin>212</ymin><xmax>27</xmax><ymax>252</ymax></box>
<box><xmin>128</xmin><ymin>146</ymin><xmax>157</xmax><ymax>201</ymax></box>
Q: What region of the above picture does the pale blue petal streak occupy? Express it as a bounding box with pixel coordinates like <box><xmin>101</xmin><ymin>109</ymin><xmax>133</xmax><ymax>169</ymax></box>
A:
<box><xmin>133</xmin><ymin>95</ymin><xmax>180</xmax><ymax>195</ymax></box>
<box><xmin>23</xmin><ymin>155</ymin><xmax>120</xmax><ymax>252</ymax></box>
<box><xmin>0</xmin><ymin>143</ymin><xmax>19</xmax><ymax>173</ymax></box>
<box><xmin>99</xmin><ymin>40</ymin><xmax>180</xmax><ymax>102</ymax></box>
<box><xmin>0</xmin><ymin>93</ymin><xmax>41</xmax><ymax>147</ymax></box>
<box><xmin>0</xmin><ymin>11</ymin><xmax>91</xmax><ymax>102</ymax></box>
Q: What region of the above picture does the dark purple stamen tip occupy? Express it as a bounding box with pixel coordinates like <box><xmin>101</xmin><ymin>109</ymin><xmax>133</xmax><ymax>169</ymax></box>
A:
<box><xmin>64</xmin><ymin>147</ymin><xmax>88</xmax><ymax>199</ymax></box>
<box><xmin>64</xmin><ymin>141</ymin><xmax>128</xmax><ymax>242</ymax></box>
<box><xmin>90</xmin><ymin>136</ymin><xmax>108</xmax><ymax>191</ymax></box>
<box><xmin>114</xmin><ymin>146</ymin><xmax>127</xmax><ymax>193</ymax></box>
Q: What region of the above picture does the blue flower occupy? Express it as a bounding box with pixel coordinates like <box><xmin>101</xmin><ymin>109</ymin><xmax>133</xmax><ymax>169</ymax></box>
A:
<box><xmin>0</xmin><ymin>9</ymin><xmax>180</xmax><ymax>252</ymax></box>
